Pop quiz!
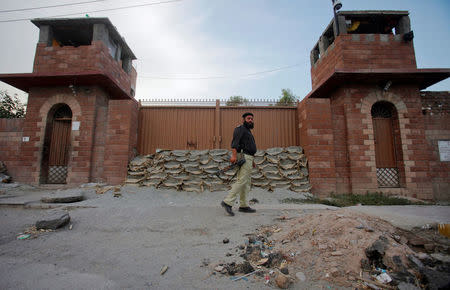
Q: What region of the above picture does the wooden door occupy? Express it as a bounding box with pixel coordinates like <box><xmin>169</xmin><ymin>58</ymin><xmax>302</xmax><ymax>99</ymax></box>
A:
<box><xmin>49</xmin><ymin>119</ymin><xmax>71</xmax><ymax>166</ymax></box>
<box><xmin>373</xmin><ymin>118</ymin><xmax>396</xmax><ymax>168</ymax></box>
<box><xmin>47</xmin><ymin>118</ymin><xmax>71</xmax><ymax>183</ymax></box>
<box><xmin>372</xmin><ymin>112</ymin><xmax>400</xmax><ymax>187</ymax></box>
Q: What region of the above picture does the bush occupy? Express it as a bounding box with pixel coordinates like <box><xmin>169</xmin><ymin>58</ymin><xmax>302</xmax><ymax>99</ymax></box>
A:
<box><xmin>0</xmin><ymin>91</ymin><xmax>26</xmax><ymax>118</ymax></box>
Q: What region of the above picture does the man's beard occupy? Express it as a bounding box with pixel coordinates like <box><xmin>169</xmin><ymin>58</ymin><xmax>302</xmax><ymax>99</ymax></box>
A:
<box><xmin>244</xmin><ymin>121</ymin><xmax>254</xmax><ymax>129</ymax></box>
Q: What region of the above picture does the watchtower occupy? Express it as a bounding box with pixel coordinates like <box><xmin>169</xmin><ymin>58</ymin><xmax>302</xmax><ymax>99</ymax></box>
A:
<box><xmin>0</xmin><ymin>18</ymin><xmax>139</xmax><ymax>185</ymax></box>
<box><xmin>299</xmin><ymin>11</ymin><xmax>450</xmax><ymax>200</ymax></box>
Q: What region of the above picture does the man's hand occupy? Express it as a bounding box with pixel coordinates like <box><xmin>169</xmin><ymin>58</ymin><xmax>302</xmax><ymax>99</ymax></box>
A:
<box><xmin>253</xmin><ymin>161</ymin><xmax>256</xmax><ymax>168</ymax></box>
<box><xmin>230</xmin><ymin>148</ymin><xmax>238</xmax><ymax>164</ymax></box>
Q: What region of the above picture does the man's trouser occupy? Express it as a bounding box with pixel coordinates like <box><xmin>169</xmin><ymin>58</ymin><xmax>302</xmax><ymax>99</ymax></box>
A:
<box><xmin>223</xmin><ymin>153</ymin><xmax>254</xmax><ymax>208</ymax></box>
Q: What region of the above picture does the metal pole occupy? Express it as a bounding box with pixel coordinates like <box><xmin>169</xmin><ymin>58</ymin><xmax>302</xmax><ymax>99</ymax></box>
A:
<box><xmin>331</xmin><ymin>0</ymin><xmax>342</xmax><ymax>36</ymax></box>
<box><xmin>333</xmin><ymin>7</ymin><xmax>339</xmax><ymax>36</ymax></box>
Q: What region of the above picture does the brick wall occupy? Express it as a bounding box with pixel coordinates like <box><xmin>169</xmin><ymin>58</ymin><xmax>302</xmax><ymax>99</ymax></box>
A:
<box><xmin>6</xmin><ymin>85</ymin><xmax>138</xmax><ymax>186</ymax></box>
<box><xmin>298</xmin><ymin>98</ymin><xmax>336</xmax><ymax>196</ymax></box>
<box><xmin>89</xmin><ymin>94</ymin><xmax>109</xmax><ymax>183</ymax></box>
<box><xmin>329</xmin><ymin>86</ymin><xmax>379</xmax><ymax>195</ymax></box>
<box><xmin>104</xmin><ymin>99</ymin><xmax>139</xmax><ymax>184</ymax></box>
<box><xmin>311</xmin><ymin>34</ymin><xmax>417</xmax><ymax>89</ymax></box>
<box><xmin>33</xmin><ymin>41</ymin><xmax>133</xmax><ymax>96</ymax></box>
<box><xmin>422</xmin><ymin>91</ymin><xmax>450</xmax><ymax>201</ymax></box>
<box><xmin>329</xmin><ymin>88</ymin><xmax>351</xmax><ymax>193</ymax></box>
<box><xmin>0</xmin><ymin>119</ymin><xmax>24</xmax><ymax>179</ymax></box>
<box><xmin>18</xmin><ymin>87</ymin><xmax>89</xmax><ymax>184</ymax></box>
<box><xmin>300</xmin><ymin>84</ymin><xmax>437</xmax><ymax>200</ymax></box>
<box><xmin>333</xmin><ymin>84</ymin><xmax>432</xmax><ymax>199</ymax></box>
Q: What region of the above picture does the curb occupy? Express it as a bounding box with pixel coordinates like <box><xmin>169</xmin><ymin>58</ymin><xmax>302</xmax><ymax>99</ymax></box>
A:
<box><xmin>0</xmin><ymin>202</ymin><xmax>97</xmax><ymax>210</ymax></box>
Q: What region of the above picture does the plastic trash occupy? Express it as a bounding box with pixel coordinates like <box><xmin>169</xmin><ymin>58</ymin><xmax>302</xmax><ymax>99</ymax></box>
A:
<box><xmin>438</xmin><ymin>224</ymin><xmax>450</xmax><ymax>238</ymax></box>
<box><xmin>375</xmin><ymin>272</ymin><xmax>392</xmax><ymax>284</ymax></box>
<box><xmin>160</xmin><ymin>265</ymin><xmax>168</xmax><ymax>275</ymax></box>
<box><xmin>231</xmin><ymin>270</ymin><xmax>261</xmax><ymax>281</ymax></box>
<box><xmin>17</xmin><ymin>234</ymin><xmax>30</xmax><ymax>240</ymax></box>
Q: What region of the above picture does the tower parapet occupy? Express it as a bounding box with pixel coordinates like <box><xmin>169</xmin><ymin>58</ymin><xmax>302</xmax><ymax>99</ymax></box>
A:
<box><xmin>32</xmin><ymin>18</ymin><xmax>137</xmax><ymax>97</ymax></box>
<box><xmin>310</xmin><ymin>11</ymin><xmax>415</xmax><ymax>90</ymax></box>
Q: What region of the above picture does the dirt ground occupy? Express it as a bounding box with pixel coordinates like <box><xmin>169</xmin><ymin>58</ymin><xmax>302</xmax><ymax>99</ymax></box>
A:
<box><xmin>0</xmin><ymin>183</ymin><xmax>449</xmax><ymax>289</ymax></box>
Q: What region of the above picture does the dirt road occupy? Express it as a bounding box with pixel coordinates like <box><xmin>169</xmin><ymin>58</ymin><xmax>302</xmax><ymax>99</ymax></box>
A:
<box><xmin>0</xmin><ymin>185</ymin><xmax>339</xmax><ymax>289</ymax></box>
<box><xmin>0</xmin><ymin>184</ymin><xmax>448</xmax><ymax>289</ymax></box>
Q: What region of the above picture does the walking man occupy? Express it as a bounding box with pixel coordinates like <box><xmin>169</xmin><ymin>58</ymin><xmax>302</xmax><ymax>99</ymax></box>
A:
<box><xmin>221</xmin><ymin>112</ymin><xmax>257</xmax><ymax>216</ymax></box>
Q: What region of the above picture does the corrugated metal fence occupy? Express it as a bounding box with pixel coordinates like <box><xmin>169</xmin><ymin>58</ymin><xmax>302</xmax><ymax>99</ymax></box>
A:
<box><xmin>137</xmin><ymin>101</ymin><xmax>299</xmax><ymax>154</ymax></box>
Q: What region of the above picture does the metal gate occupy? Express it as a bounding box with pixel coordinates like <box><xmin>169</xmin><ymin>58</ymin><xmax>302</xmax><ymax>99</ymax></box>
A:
<box><xmin>137</xmin><ymin>103</ymin><xmax>298</xmax><ymax>154</ymax></box>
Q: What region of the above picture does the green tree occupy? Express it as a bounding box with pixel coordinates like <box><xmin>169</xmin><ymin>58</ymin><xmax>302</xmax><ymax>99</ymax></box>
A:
<box><xmin>0</xmin><ymin>91</ymin><xmax>26</xmax><ymax>118</ymax></box>
<box><xmin>226</xmin><ymin>95</ymin><xmax>249</xmax><ymax>106</ymax></box>
<box><xmin>276</xmin><ymin>89</ymin><xmax>298</xmax><ymax>106</ymax></box>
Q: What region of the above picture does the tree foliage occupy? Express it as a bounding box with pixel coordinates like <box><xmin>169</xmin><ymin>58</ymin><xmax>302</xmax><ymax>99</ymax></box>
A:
<box><xmin>0</xmin><ymin>91</ymin><xmax>26</xmax><ymax>118</ymax></box>
<box><xmin>226</xmin><ymin>95</ymin><xmax>249</xmax><ymax>106</ymax></box>
<box><xmin>276</xmin><ymin>89</ymin><xmax>298</xmax><ymax>106</ymax></box>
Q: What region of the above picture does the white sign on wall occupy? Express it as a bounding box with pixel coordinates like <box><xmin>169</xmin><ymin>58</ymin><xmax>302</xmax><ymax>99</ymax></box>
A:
<box><xmin>72</xmin><ymin>121</ymin><xmax>80</xmax><ymax>131</ymax></box>
<box><xmin>438</xmin><ymin>140</ymin><xmax>450</xmax><ymax>162</ymax></box>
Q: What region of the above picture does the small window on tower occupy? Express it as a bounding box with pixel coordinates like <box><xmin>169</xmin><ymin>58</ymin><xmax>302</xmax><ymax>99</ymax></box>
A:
<box><xmin>51</xmin><ymin>24</ymin><xmax>93</xmax><ymax>47</ymax></box>
<box><xmin>345</xmin><ymin>15</ymin><xmax>399</xmax><ymax>35</ymax></box>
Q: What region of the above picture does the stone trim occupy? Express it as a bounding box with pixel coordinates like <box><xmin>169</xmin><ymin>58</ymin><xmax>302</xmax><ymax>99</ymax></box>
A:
<box><xmin>38</xmin><ymin>95</ymin><xmax>82</xmax><ymax>183</ymax></box>
<box><xmin>361</xmin><ymin>90</ymin><xmax>408</xmax><ymax>189</ymax></box>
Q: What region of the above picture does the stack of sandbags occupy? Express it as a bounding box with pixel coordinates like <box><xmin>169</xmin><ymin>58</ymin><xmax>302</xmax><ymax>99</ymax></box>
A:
<box><xmin>125</xmin><ymin>147</ymin><xmax>311</xmax><ymax>193</ymax></box>
<box><xmin>0</xmin><ymin>161</ymin><xmax>11</xmax><ymax>183</ymax></box>
<box><xmin>252</xmin><ymin>147</ymin><xmax>310</xmax><ymax>192</ymax></box>
<box><xmin>125</xmin><ymin>156</ymin><xmax>151</xmax><ymax>185</ymax></box>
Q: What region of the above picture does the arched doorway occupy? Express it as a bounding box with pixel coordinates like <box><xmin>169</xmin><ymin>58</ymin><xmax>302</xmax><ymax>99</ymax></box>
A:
<box><xmin>41</xmin><ymin>104</ymin><xmax>72</xmax><ymax>184</ymax></box>
<box><xmin>371</xmin><ymin>101</ymin><xmax>401</xmax><ymax>187</ymax></box>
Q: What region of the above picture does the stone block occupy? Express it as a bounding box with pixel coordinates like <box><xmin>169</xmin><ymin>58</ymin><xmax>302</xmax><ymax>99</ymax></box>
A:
<box><xmin>36</xmin><ymin>211</ymin><xmax>70</xmax><ymax>230</ymax></box>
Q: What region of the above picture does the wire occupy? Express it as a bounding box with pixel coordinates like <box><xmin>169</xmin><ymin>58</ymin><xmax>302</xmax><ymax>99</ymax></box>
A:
<box><xmin>0</xmin><ymin>0</ymin><xmax>106</xmax><ymax>13</ymax></box>
<box><xmin>137</xmin><ymin>63</ymin><xmax>302</xmax><ymax>80</ymax></box>
<box><xmin>0</xmin><ymin>0</ymin><xmax>183</xmax><ymax>23</ymax></box>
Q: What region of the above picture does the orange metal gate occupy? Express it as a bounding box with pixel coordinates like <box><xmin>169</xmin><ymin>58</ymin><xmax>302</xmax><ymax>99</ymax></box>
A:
<box><xmin>137</xmin><ymin>104</ymin><xmax>298</xmax><ymax>155</ymax></box>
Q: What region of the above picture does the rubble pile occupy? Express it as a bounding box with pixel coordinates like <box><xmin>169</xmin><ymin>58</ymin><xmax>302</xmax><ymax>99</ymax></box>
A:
<box><xmin>212</xmin><ymin>234</ymin><xmax>294</xmax><ymax>288</ymax></box>
<box><xmin>212</xmin><ymin>209</ymin><xmax>450</xmax><ymax>289</ymax></box>
<box><xmin>0</xmin><ymin>161</ymin><xmax>11</xmax><ymax>183</ymax></box>
<box><xmin>125</xmin><ymin>147</ymin><xmax>312</xmax><ymax>193</ymax></box>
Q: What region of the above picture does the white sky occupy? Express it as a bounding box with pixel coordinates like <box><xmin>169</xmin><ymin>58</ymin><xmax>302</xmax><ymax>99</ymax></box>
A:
<box><xmin>0</xmin><ymin>0</ymin><xmax>449</xmax><ymax>104</ymax></box>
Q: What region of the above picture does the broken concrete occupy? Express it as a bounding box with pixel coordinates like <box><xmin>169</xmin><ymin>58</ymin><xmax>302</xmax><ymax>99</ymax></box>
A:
<box><xmin>275</xmin><ymin>273</ymin><xmax>291</xmax><ymax>289</ymax></box>
<box><xmin>41</xmin><ymin>192</ymin><xmax>84</xmax><ymax>203</ymax></box>
<box><xmin>0</xmin><ymin>173</ymin><xmax>11</xmax><ymax>183</ymax></box>
<box><xmin>35</xmin><ymin>211</ymin><xmax>70</xmax><ymax>230</ymax></box>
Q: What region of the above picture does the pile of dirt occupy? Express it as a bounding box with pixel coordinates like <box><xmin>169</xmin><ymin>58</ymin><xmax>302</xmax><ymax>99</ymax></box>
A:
<box><xmin>213</xmin><ymin>209</ymin><xmax>450</xmax><ymax>289</ymax></box>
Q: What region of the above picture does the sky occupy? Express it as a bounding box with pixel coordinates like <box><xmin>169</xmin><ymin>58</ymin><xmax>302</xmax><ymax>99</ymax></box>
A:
<box><xmin>0</xmin><ymin>0</ymin><xmax>449</xmax><ymax>104</ymax></box>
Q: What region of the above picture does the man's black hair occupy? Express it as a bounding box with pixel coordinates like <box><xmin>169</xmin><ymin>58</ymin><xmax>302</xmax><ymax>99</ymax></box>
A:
<box><xmin>242</xmin><ymin>112</ymin><xmax>254</xmax><ymax>118</ymax></box>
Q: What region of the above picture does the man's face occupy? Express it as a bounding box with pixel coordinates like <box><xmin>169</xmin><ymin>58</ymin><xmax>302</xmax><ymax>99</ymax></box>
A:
<box><xmin>243</xmin><ymin>115</ymin><xmax>254</xmax><ymax>129</ymax></box>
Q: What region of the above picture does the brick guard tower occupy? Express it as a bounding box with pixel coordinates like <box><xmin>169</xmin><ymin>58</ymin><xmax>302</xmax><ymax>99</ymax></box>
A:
<box><xmin>298</xmin><ymin>10</ymin><xmax>450</xmax><ymax>200</ymax></box>
<box><xmin>0</xmin><ymin>18</ymin><xmax>139</xmax><ymax>185</ymax></box>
